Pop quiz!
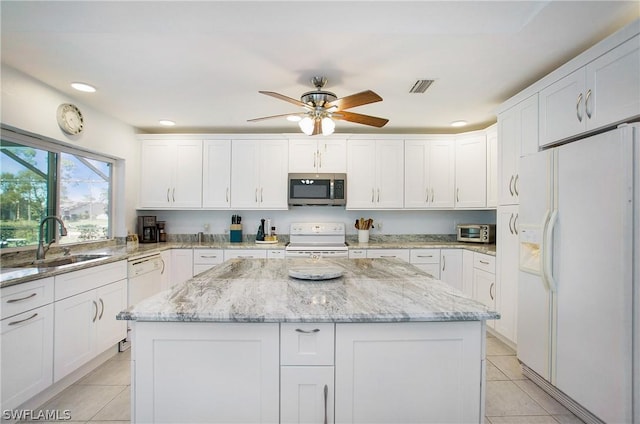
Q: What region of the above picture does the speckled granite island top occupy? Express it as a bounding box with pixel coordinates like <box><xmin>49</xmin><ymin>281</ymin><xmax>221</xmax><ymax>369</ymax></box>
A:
<box><xmin>117</xmin><ymin>258</ymin><xmax>499</xmax><ymax>323</ymax></box>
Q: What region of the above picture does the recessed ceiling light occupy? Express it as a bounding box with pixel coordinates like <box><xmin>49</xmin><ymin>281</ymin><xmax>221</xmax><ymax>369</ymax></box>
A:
<box><xmin>450</xmin><ymin>120</ymin><xmax>468</xmax><ymax>127</ymax></box>
<box><xmin>159</xmin><ymin>120</ymin><xmax>176</xmax><ymax>126</ymax></box>
<box><xmin>287</xmin><ymin>115</ymin><xmax>302</xmax><ymax>122</ymax></box>
<box><xmin>70</xmin><ymin>82</ymin><xmax>96</xmax><ymax>93</ymax></box>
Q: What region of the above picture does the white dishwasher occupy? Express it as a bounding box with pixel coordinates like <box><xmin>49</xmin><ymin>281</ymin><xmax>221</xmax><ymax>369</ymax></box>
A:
<box><xmin>127</xmin><ymin>254</ymin><xmax>164</xmax><ymax>307</ymax></box>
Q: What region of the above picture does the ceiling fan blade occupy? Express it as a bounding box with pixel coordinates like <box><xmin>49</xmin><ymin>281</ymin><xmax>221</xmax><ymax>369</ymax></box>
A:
<box><xmin>333</xmin><ymin>111</ymin><xmax>389</xmax><ymax>128</ymax></box>
<box><xmin>259</xmin><ymin>91</ymin><xmax>311</xmax><ymax>109</ymax></box>
<box><xmin>247</xmin><ymin>112</ymin><xmax>304</xmax><ymax>122</ymax></box>
<box><xmin>325</xmin><ymin>90</ymin><xmax>382</xmax><ymax>110</ymax></box>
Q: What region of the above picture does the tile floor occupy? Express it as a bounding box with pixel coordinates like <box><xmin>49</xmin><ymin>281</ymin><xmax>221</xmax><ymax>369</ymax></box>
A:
<box><xmin>20</xmin><ymin>333</ymin><xmax>584</xmax><ymax>423</ymax></box>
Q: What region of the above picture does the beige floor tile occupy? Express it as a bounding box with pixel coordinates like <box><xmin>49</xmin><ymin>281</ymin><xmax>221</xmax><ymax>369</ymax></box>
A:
<box><xmin>514</xmin><ymin>380</ymin><xmax>573</xmax><ymax>415</ymax></box>
<box><xmin>91</xmin><ymin>387</ymin><xmax>130</xmax><ymax>421</ymax></box>
<box><xmin>486</xmin><ymin>380</ymin><xmax>548</xmax><ymax>417</ymax></box>
<box><xmin>109</xmin><ymin>348</ymin><xmax>131</xmax><ymax>362</ymax></box>
<box><xmin>37</xmin><ymin>385</ymin><xmax>126</xmax><ymax>422</ymax></box>
<box><xmin>486</xmin><ymin>336</ymin><xmax>516</xmax><ymax>356</ymax></box>
<box><xmin>488</xmin><ymin>355</ymin><xmax>526</xmax><ymax>380</ymax></box>
<box><xmin>486</xmin><ymin>360</ymin><xmax>510</xmax><ymax>381</ymax></box>
<box><xmin>488</xmin><ymin>416</ymin><xmax>561</xmax><ymax>423</ymax></box>
<box><xmin>77</xmin><ymin>358</ymin><xmax>130</xmax><ymax>386</ymax></box>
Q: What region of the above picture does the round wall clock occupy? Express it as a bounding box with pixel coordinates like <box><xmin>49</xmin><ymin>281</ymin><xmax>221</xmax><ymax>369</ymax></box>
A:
<box><xmin>56</xmin><ymin>103</ymin><xmax>84</xmax><ymax>135</ymax></box>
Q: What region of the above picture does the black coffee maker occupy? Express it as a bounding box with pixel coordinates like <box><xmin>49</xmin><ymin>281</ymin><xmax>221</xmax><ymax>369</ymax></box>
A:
<box><xmin>138</xmin><ymin>216</ymin><xmax>158</xmax><ymax>243</ymax></box>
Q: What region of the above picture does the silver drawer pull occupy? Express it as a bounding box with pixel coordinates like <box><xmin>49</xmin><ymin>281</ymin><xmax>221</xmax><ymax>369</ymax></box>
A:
<box><xmin>295</xmin><ymin>328</ymin><xmax>320</xmax><ymax>334</ymax></box>
<box><xmin>200</xmin><ymin>255</ymin><xmax>218</xmax><ymax>258</ymax></box>
<box><xmin>324</xmin><ymin>384</ymin><xmax>328</xmax><ymax>424</ymax></box>
<box><xmin>417</xmin><ymin>255</ymin><xmax>433</xmax><ymax>258</ymax></box>
<box><xmin>8</xmin><ymin>312</ymin><xmax>38</xmax><ymax>326</ymax></box>
<box><xmin>7</xmin><ymin>292</ymin><xmax>37</xmax><ymax>303</ymax></box>
<box><xmin>480</xmin><ymin>260</ymin><xmax>490</xmax><ymax>265</ymax></box>
<box><xmin>237</xmin><ymin>255</ymin><xmax>254</xmax><ymax>259</ymax></box>
<box><xmin>380</xmin><ymin>255</ymin><xmax>396</xmax><ymax>258</ymax></box>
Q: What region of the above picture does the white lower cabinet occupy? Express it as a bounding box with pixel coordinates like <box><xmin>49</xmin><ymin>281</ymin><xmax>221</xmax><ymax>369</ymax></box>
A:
<box><xmin>224</xmin><ymin>249</ymin><xmax>267</xmax><ymax>260</ymax></box>
<box><xmin>193</xmin><ymin>249</ymin><xmax>224</xmax><ymax>275</ymax></box>
<box><xmin>462</xmin><ymin>250</ymin><xmax>475</xmax><ymax>298</ymax></box>
<box><xmin>170</xmin><ymin>249</ymin><xmax>193</xmax><ymax>288</ymax></box>
<box><xmin>366</xmin><ymin>249</ymin><xmax>410</xmax><ymax>262</ymax></box>
<box><xmin>54</xmin><ymin>278</ymin><xmax>127</xmax><ymax>382</ymax></box>
<box><xmin>496</xmin><ymin>205</ymin><xmax>519</xmax><ymax>344</ymax></box>
<box><xmin>1</xmin><ymin>302</ymin><xmax>54</xmax><ymax>410</ymax></box>
<box><xmin>267</xmin><ymin>249</ymin><xmax>285</xmax><ymax>259</ymax></box>
<box><xmin>409</xmin><ymin>249</ymin><xmax>440</xmax><ymax>279</ymax></box>
<box><xmin>440</xmin><ymin>249</ymin><xmax>463</xmax><ymax>291</ymax></box>
<box><xmin>348</xmin><ymin>249</ymin><xmax>366</xmax><ymax>259</ymax></box>
<box><xmin>472</xmin><ymin>253</ymin><xmax>497</xmax><ymax>330</ymax></box>
<box><xmin>335</xmin><ymin>321</ymin><xmax>483</xmax><ymax>423</ymax></box>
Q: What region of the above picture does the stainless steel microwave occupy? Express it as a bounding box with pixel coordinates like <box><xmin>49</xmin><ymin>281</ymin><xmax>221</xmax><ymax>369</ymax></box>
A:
<box><xmin>457</xmin><ymin>224</ymin><xmax>496</xmax><ymax>243</ymax></box>
<box><xmin>288</xmin><ymin>173</ymin><xmax>346</xmax><ymax>206</ymax></box>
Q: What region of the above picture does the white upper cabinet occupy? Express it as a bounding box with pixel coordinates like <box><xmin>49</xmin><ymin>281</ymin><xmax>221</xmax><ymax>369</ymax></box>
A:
<box><xmin>347</xmin><ymin>139</ymin><xmax>404</xmax><ymax>209</ymax></box>
<box><xmin>202</xmin><ymin>140</ymin><xmax>231</xmax><ymax>208</ymax></box>
<box><xmin>231</xmin><ymin>139</ymin><xmax>288</xmax><ymax>209</ymax></box>
<box><xmin>404</xmin><ymin>138</ymin><xmax>455</xmax><ymax>209</ymax></box>
<box><xmin>498</xmin><ymin>94</ymin><xmax>538</xmax><ymax>206</ymax></box>
<box><xmin>140</xmin><ymin>140</ymin><xmax>203</xmax><ymax>208</ymax></box>
<box><xmin>539</xmin><ymin>35</ymin><xmax>640</xmax><ymax>147</ymax></box>
<box><xmin>486</xmin><ymin>125</ymin><xmax>498</xmax><ymax>208</ymax></box>
<box><xmin>454</xmin><ymin>134</ymin><xmax>487</xmax><ymax>208</ymax></box>
<box><xmin>289</xmin><ymin>139</ymin><xmax>346</xmax><ymax>173</ymax></box>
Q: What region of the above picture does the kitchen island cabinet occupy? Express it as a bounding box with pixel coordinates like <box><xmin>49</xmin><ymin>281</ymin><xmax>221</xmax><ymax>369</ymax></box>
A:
<box><xmin>119</xmin><ymin>258</ymin><xmax>498</xmax><ymax>423</ymax></box>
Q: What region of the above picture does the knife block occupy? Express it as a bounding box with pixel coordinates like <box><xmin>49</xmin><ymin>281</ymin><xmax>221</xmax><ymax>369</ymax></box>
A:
<box><xmin>230</xmin><ymin>224</ymin><xmax>242</xmax><ymax>243</ymax></box>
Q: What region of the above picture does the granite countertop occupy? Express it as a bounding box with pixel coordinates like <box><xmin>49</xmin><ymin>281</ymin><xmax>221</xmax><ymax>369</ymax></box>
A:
<box><xmin>117</xmin><ymin>257</ymin><xmax>500</xmax><ymax>323</ymax></box>
<box><xmin>0</xmin><ymin>236</ymin><xmax>495</xmax><ymax>288</ymax></box>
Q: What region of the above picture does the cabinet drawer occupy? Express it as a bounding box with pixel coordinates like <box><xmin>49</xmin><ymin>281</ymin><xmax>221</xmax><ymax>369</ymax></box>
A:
<box><xmin>193</xmin><ymin>249</ymin><xmax>224</xmax><ymax>265</ymax></box>
<box><xmin>267</xmin><ymin>249</ymin><xmax>285</xmax><ymax>259</ymax></box>
<box><xmin>1</xmin><ymin>277</ymin><xmax>54</xmax><ymax>320</ymax></box>
<box><xmin>281</xmin><ymin>323</ymin><xmax>334</xmax><ymax>366</ymax></box>
<box><xmin>54</xmin><ymin>261</ymin><xmax>127</xmax><ymax>301</ymax></box>
<box><xmin>224</xmin><ymin>249</ymin><xmax>267</xmax><ymax>260</ymax></box>
<box><xmin>473</xmin><ymin>253</ymin><xmax>495</xmax><ymax>273</ymax></box>
<box><xmin>410</xmin><ymin>249</ymin><xmax>440</xmax><ymax>264</ymax></box>
<box><xmin>366</xmin><ymin>249</ymin><xmax>410</xmax><ymax>262</ymax></box>
<box><xmin>348</xmin><ymin>249</ymin><xmax>367</xmax><ymax>259</ymax></box>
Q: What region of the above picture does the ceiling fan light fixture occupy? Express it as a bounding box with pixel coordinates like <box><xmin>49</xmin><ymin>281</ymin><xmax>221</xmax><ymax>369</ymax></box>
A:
<box><xmin>299</xmin><ymin>116</ymin><xmax>314</xmax><ymax>135</ymax></box>
<box><xmin>450</xmin><ymin>120</ymin><xmax>468</xmax><ymax>127</ymax></box>
<box><xmin>321</xmin><ymin>117</ymin><xmax>335</xmax><ymax>136</ymax></box>
<box><xmin>71</xmin><ymin>82</ymin><xmax>96</xmax><ymax>93</ymax></box>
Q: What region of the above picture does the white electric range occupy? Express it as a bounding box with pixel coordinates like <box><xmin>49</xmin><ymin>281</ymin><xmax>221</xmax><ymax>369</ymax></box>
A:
<box><xmin>285</xmin><ymin>222</ymin><xmax>348</xmax><ymax>258</ymax></box>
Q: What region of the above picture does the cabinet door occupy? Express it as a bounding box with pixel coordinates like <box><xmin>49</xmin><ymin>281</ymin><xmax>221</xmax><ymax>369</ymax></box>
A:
<box><xmin>429</xmin><ymin>139</ymin><xmax>455</xmax><ymax>208</ymax></box>
<box><xmin>231</xmin><ymin>140</ymin><xmax>260</xmax><ymax>208</ymax></box>
<box><xmin>203</xmin><ymin>140</ymin><xmax>231</xmax><ymax>208</ymax></box>
<box><xmin>172</xmin><ymin>140</ymin><xmax>203</xmax><ymax>208</ymax></box>
<box><xmin>160</xmin><ymin>250</ymin><xmax>171</xmax><ymax>291</ymax></box>
<box><xmin>486</xmin><ymin>126</ymin><xmax>498</xmax><ymax>208</ymax></box>
<box><xmin>539</xmin><ymin>69</ymin><xmax>586</xmax><ymax>147</ymax></box>
<box><xmin>170</xmin><ymin>249</ymin><xmax>193</xmax><ymax>288</ymax></box>
<box><xmin>412</xmin><ymin>263</ymin><xmax>440</xmax><ymax>279</ymax></box>
<box><xmin>496</xmin><ymin>206</ymin><xmax>519</xmax><ymax>343</ymax></box>
<box><xmin>473</xmin><ymin>269</ymin><xmax>496</xmax><ymax>329</ymax></box>
<box><xmin>1</xmin><ymin>304</ymin><xmax>54</xmax><ymax>411</ymax></box>
<box><xmin>498</xmin><ymin>106</ymin><xmax>518</xmax><ymax>205</ymax></box>
<box><xmin>375</xmin><ymin>140</ymin><xmax>404</xmax><ymax>208</ymax></box>
<box><xmin>404</xmin><ymin>140</ymin><xmax>429</xmax><ymax>208</ymax></box>
<box><xmin>54</xmin><ymin>290</ymin><xmax>97</xmax><ymax>382</ymax></box>
<box><xmin>455</xmin><ymin>134</ymin><xmax>487</xmax><ymax>208</ymax></box>
<box><xmin>462</xmin><ymin>250</ymin><xmax>474</xmax><ymax>298</ymax></box>
<box><xmin>289</xmin><ymin>139</ymin><xmax>318</xmax><ymax>173</ymax></box>
<box><xmin>95</xmin><ymin>279</ymin><xmax>128</xmax><ymax>353</ymax></box>
<box><xmin>586</xmin><ymin>35</ymin><xmax>640</xmax><ymax>131</ymax></box>
<box><xmin>366</xmin><ymin>249</ymin><xmax>410</xmax><ymax>262</ymax></box>
<box><xmin>317</xmin><ymin>139</ymin><xmax>347</xmax><ymax>173</ymax></box>
<box><xmin>440</xmin><ymin>249</ymin><xmax>463</xmax><ymax>291</ymax></box>
<box><xmin>140</xmin><ymin>141</ymin><xmax>173</xmax><ymax>207</ymax></box>
<box><xmin>224</xmin><ymin>249</ymin><xmax>267</xmax><ymax>260</ymax></box>
<box><xmin>347</xmin><ymin>140</ymin><xmax>376</xmax><ymax>208</ymax></box>
<box><xmin>335</xmin><ymin>322</ymin><xmax>482</xmax><ymax>423</ymax></box>
<box><xmin>281</xmin><ymin>366</ymin><xmax>334</xmax><ymax>424</ymax></box>
<box><xmin>258</xmin><ymin>140</ymin><xmax>288</xmax><ymax>209</ymax></box>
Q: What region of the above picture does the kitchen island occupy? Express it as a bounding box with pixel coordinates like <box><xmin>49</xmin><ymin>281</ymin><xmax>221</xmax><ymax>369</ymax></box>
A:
<box><xmin>118</xmin><ymin>257</ymin><xmax>499</xmax><ymax>424</ymax></box>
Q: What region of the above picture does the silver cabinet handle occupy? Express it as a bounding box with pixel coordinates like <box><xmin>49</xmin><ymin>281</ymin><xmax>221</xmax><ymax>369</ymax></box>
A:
<box><xmin>417</xmin><ymin>255</ymin><xmax>433</xmax><ymax>258</ymax></box>
<box><xmin>172</xmin><ymin>188</ymin><xmax>176</xmax><ymax>202</ymax></box>
<box><xmin>425</xmin><ymin>187</ymin><xmax>429</xmax><ymax>203</ymax></box>
<box><xmin>92</xmin><ymin>300</ymin><xmax>98</xmax><ymax>323</ymax></box>
<box><xmin>313</xmin><ymin>151</ymin><xmax>317</xmax><ymax>168</ymax></box>
<box><xmin>576</xmin><ymin>92</ymin><xmax>583</xmax><ymax>122</ymax></box>
<box><xmin>255</xmin><ymin>188</ymin><xmax>258</xmax><ymax>203</ymax></box>
<box><xmin>508</xmin><ymin>213</ymin><xmax>514</xmax><ymax>234</ymax></box>
<box><xmin>377</xmin><ymin>188</ymin><xmax>380</xmax><ymax>203</ymax></box>
<box><xmin>8</xmin><ymin>312</ymin><xmax>38</xmax><ymax>326</ymax></box>
<box><xmin>166</xmin><ymin>188</ymin><xmax>170</xmax><ymax>203</ymax></box>
<box><xmin>98</xmin><ymin>298</ymin><xmax>105</xmax><ymax>320</ymax></box>
<box><xmin>371</xmin><ymin>188</ymin><xmax>375</xmax><ymax>203</ymax></box>
<box><xmin>295</xmin><ymin>328</ymin><xmax>320</xmax><ymax>334</ymax></box>
<box><xmin>514</xmin><ymin>174</ymin><xmax>519</xmax><ymax>196</ymax></box>
<box><xmin>318</xmin><ymin>151</ymin><xmax>322</xmax><ymax>169</ymax></box>
<box><xmin>514</xmin><ymin>213</ymin><xmax>519</xmax><ymax>235</ymax></box>
<box><xmin>431</xmin><ymin>188</ymin><xmax>434</xmax><ymax>203</ymax></box>
<box><xmin>380</xmin><ymin>255</ymin><xmax>397</xmax><ymax>258</ymax></box>
<box><xmin>200</xmin><ymin>255</ymin><xmax>218</xmax><ymax>259</ymax></box>
<box><xmin>442</xmin><ymin>255</ymin><xmax>446</xmax><ymax>272</ymax></box>
<box><xmin>226</xmin><ymin>187</ymin><xmax>229</xmax><ymax>203</ymax></box>
<box><xmin>160</xmin><ymin>257</ymin><xmax>166</xmax><ymax>275</ymax></box>
<box><xmin>490</xmin><ymin>283</ymin><xmax>495</xmax><ymax>300</ymax></box>
<box><xmin>480</xmin><ymin>260</ymin><xmax>490</xmax><ymax>265</ymax></box>
<box><xmin>324</xmin><ymin>384</ymin><xmax>328</xmax><ymax>424</ymax></box>
<box><xmin>260</xmin><ymin>187</ymin><xmax>263</xmax><ymax>203</ymax></box>
<box><xmin>6</xmin><ymin>292</ymin><xmax>37</xmax><ymax>303</ymax></box>
<box><xmin>237</xmin><ymin>255</ymin><xmax>254</xmax><ymax>259</ymax></box>
<box><xmin>509</xmin><ymin>175</ymin><xmax>514</xmax><ymax>196</ymax></box>
<box><xmin>585</xmin><ymin>89</ymin><xmax>592</xmax><ymax>119</ymax></box>
<box><xmin>456</xmin><ymin>188</ymin><xmax>460</xmax><ymax>202</ymax></box>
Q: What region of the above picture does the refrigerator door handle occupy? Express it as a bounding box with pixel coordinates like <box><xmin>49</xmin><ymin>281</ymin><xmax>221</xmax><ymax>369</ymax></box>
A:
<box><xmin>542</xmin><ymin>209</ymin><xmax>559</xmax><ymax>292</ymax></box>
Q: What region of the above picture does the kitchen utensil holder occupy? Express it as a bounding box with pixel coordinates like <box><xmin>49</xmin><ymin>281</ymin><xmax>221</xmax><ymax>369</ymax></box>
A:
<box><xmin>230</xmin><ymin>224</ymin><xmax>242</xmax><ymax>243</ymax></box>
<box><xmin>358</xmin><ymin>229</ymin><xmax>369</xmax><ymax>243</ymax></box>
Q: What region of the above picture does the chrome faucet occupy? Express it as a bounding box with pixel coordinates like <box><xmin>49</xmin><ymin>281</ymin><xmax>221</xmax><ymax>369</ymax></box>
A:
<box><xmin>36</xmin><ymin>216</ymin><xmax>68</xmax><ymax>260</ymax></box>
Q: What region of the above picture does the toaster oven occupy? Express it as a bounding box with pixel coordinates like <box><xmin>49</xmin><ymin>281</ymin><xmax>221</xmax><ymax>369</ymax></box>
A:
<box><xmin>457</xmin><ymin>224</ymin><xmax>496</xmax><ymax>243</ymax></box>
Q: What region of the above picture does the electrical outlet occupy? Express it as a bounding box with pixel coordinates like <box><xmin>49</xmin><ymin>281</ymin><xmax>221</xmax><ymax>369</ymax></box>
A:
<box><xmin>376</xmin><ymin>220</ymin><xmax>383</xmax><ymax>231</ymax></box>
<box><xmin>204</xmin><ymin>223</ymin><xmax>210</xmax><ymax>232</ymax></box>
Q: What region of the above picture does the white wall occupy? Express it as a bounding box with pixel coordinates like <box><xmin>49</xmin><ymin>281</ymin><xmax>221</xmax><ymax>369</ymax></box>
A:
<box><xmin>147</xmin><ymin>209</ymin><xmax>496</xmax><ymax>237</ymax></box>
<box><xmin>1</xmin><ymin>65</ymin><xmax>139</xmax><ymax>237</ymax></box>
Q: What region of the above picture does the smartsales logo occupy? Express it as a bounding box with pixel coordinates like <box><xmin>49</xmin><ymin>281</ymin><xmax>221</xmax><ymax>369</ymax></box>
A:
<box><xmin>2</xmin><ymin>409</ymin><xmax>71</xmax><ymax>420</ymax></box>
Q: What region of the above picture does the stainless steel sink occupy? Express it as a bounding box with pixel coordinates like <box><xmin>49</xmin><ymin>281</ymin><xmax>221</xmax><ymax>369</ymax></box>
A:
<box><xmin>17</xmin><ymin>254</ymin><xmax>112</xmax><ymax>269</ymax></box>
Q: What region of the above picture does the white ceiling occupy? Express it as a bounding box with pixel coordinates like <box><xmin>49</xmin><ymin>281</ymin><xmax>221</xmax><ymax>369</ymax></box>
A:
<box><xmin>2</xmin><ymin>1</ymin><xmax>638</xmax><ymax>135</ymax></box>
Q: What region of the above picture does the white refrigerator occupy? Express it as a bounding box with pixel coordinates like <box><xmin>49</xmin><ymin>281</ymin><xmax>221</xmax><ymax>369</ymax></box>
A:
<box><xmin>517</xmin><ymin>123</ymin><xmax>638</xmax><ymax>424</ymax></box>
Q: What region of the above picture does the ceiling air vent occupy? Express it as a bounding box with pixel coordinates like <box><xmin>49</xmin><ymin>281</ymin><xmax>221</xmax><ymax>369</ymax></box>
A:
<box><xmin>409</xmin><ymin>79</ymin><xmax>434</xmax><ymax>94</ymax></box>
